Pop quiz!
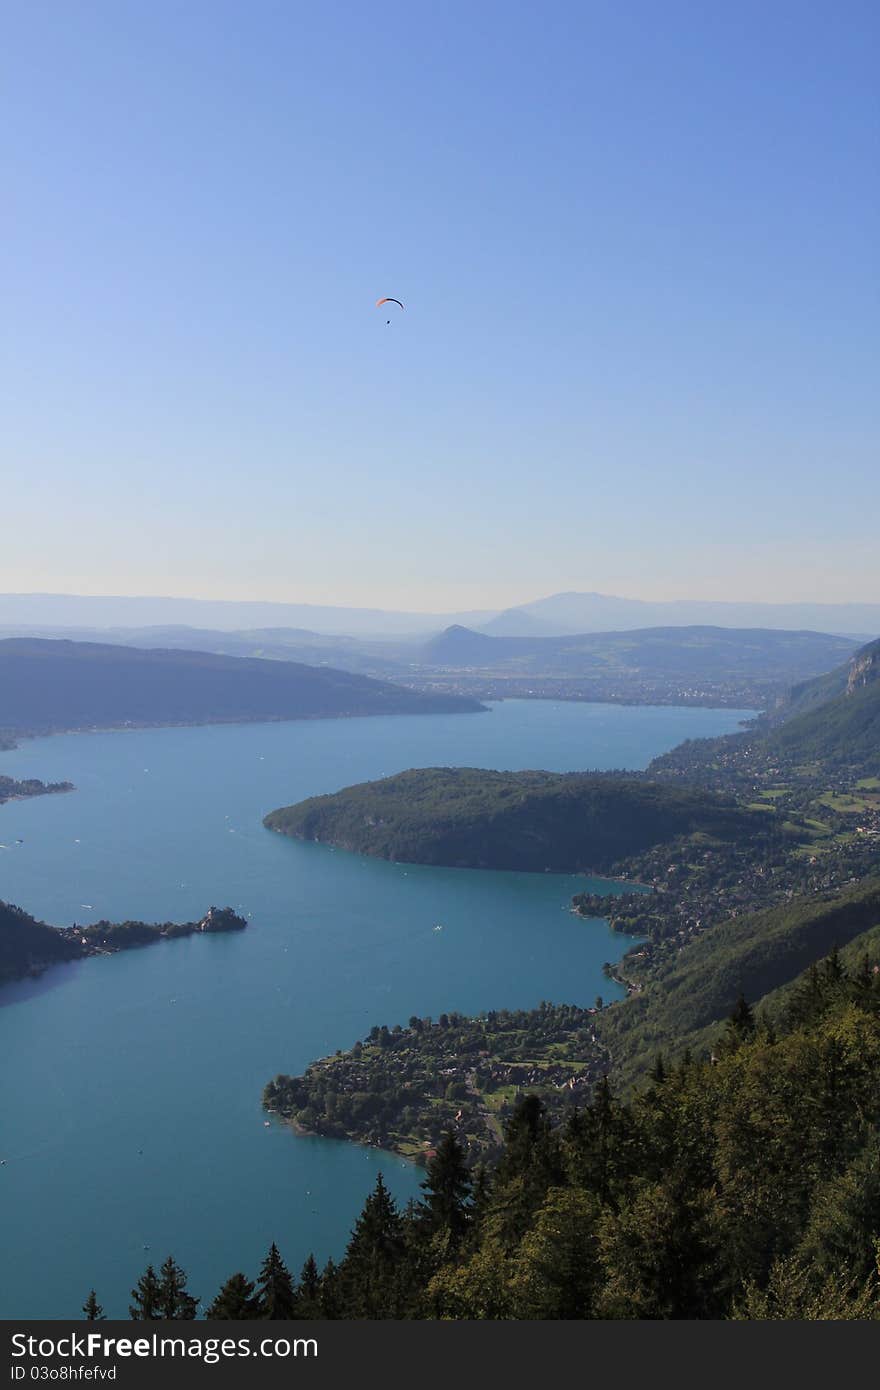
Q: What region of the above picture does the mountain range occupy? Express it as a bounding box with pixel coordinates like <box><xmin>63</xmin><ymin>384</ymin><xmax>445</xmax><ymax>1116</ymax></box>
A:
<box><xmin>2</xmin><ymin>590</ymin><xmax>878</xmax><ymax>640</ymax></box>
<box><xmin>0</xmin><ymin>593</ymin><xmax>492</xmax><ymax>637</ymax></box>
<box><xmin>482</xmin><ymin>592</ymin><xmax>880</xmax><ymax>640</ymax></box>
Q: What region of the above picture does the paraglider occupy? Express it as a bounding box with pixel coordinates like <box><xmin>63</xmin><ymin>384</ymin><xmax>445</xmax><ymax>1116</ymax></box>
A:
<box><xmin>376</xmin><ymin>296</ymin><xmax>404</xmax><ymax>324</ymax></box>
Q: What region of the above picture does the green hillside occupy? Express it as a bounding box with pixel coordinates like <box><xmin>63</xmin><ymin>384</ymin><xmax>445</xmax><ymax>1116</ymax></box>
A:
<box><xmin>781</xmin><ymin>663</ymin><xmax>852</xmax><ymax>719</ymax></box>
<box><xmin>598</xmin><ymin>878</ymin><xmax>880</xmax><ymax>1086</ymax></box>
<box><xmin>766</xmin><ymin>639</ymin><xmax>880</xmax><ymax>772</ymax></box>
<box><xmin>695</xmin><ymin>919</ymin><xmax>880</xmax><ymax>1053</ymax></box>
<box><xmin>264</xmin><ymin>766</ymin><xmax>768</xmax><ymax>873</ymax></box>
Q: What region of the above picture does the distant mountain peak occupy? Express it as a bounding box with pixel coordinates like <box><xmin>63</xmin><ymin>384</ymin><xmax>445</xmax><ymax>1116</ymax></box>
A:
<box><xmin>421</xmin><ymin>625</ymin><xmax>494</xmax><ymax>662</ymax></box>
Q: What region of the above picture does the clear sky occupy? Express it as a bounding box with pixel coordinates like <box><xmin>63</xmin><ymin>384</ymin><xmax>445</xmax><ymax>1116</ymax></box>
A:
<box><xmin>2</xmin><ymin>0</ymin><xmax>878</xmax><ymax>611</ymax></box>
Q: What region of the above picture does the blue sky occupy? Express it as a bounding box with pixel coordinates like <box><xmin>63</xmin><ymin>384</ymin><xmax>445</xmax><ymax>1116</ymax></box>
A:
<box><xmin>2</xmin><ymin>0</ymin><xmax>878</xmax><ymax>611</ymax></box>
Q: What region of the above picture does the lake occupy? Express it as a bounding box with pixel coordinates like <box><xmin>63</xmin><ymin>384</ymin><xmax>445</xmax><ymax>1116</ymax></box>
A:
<box><xmin>0</xmin><ymin>699</ymin><xmax>752</xmax><ymax>1317</ymax></box>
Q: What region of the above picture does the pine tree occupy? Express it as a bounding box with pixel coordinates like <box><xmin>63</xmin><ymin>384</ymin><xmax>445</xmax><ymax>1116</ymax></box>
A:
<box><xmin>564</xmin><ymin>1077</ymin><xmax>628</xmax><ymax>1208</ymax></box>
<box><xmin>509</xmin><ymin>1188</ymin><xmax>602</xmax><ymax>1318</ymax></box>
<box><xmin>206</xmin><ymin>1271</ymin><xmax>260</xmax><ymax>1319</ymax></box>
<box><xmin>597</xmin><ymin>1172</ymin><xmax>725</xmax><ymax>1319</ymax></box>
<box><xmin>256</xmin><ymin>1243</ymin><xmax>297</xmax><ymax>1319</ymax></box>
<box><xmin>470</xmin><ymin>1163</ymin><xmax>491</xmax><ymax>1236</ymax></box>
<box><xmin>129</xmin><ymin>1264</ymin><xmax>162</xmax><ymax>1320</ymax></box>
<box><xmin>419</xmin><ymin>1131</ymin><xmax>472</xmax><ymax>1247</ymax></box>
<box><xmin>394</xmin><ymin>1197</ymin><xmax>433</xmax><ymax>1313</ymax></box>
<box><xmin>295</xmin><ymin>1254</ymin><xmax>321</xmax><ymax>1318</ymax></box>
<box><xmin>157</xmin><ymin>1256</ymin><xmax>198</xmax><ymax>1319</ymax></box>
<box><xmin>852</xmin><ymin>954</ymin><xmax>875</xmax><ymax>1005</ymax></box>
<box><xmin>726</xmin><ymin>992</ymin><xmax>756</xmax><ymax>1043</ymax></box>
<box><xmin>318</xmin><ymin>1258</ymin><xmax>342</xmax><ymax>1319</ymax></box>
<box><xmin>823</xmin><ymin>946</ymin><xmax>844</xmax><ymax>984</ymax></box>
<box><xmin>649</xmin><ymin>1053</ymin><xmax>667</xmax><ymax>1085</ymax></box>
<box><xmin>786</xmin><ymin>961</ymin><xmax>826</xmax><ymax>1029</ymax></box>
<box><xmin>799</xmin><ymin>1144</ymin><xmax>880</xmax><ymax>1284</ymax></box>
<box><xmin>346</xmin><ymin>1174</ymin><xmax>402</xmax><ymax>1264</ymax></box>
<box><xmin>82</xmin><ymin>1290</ymin><xmax>105</xmax><ymax>1321</ymax></box>
<box><xmin>339</xmin><ymin>1173</ymin><xmax>405</xmax><ymax>1317</ymax></box>
<box><xmin>489</xmin><ymin>1095</ymin><xmax>566</xmax><ymax>1250</ymax></box>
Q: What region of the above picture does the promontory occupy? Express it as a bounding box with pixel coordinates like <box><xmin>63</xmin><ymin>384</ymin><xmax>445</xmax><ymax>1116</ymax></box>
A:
<box><xmin>263</xmin><ymin>766</ymin><xmax>769</xmax><ymax>873</ymax></box>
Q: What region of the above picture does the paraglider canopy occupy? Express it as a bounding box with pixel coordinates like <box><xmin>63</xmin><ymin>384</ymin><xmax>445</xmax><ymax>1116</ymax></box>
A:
<box><xmin>376</xmin><ymin>297</ymin><xmax>404</xmax><ymax>310</ymax></box>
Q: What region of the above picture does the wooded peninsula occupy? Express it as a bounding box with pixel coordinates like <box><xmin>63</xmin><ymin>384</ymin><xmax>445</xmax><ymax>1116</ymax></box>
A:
<box><xmin>0</xmin><ymin>773</ymin><xmax>73</xmax><ymax>805</ymax></box>
<box><xmin>0</xmin><ymin>901</ymin><xmax>247</xmax><ymax>984</ymax></box>
<box><xmin>264</xmin><ymin>767</ymin><xmax>768</xmax><ymax>872</ymax></box>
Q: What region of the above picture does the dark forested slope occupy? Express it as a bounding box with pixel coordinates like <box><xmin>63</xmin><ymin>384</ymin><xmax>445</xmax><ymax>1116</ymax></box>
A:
<box><xmin>0</xmin><ymin>638</ymin><xmax>484</xmax><ymax>735</ymax></box>
<box><xmin>264</xmin><ymin>767</ymin><xmax>768</xmax><ymax>872</ymax></box>
<box><xmin>597</xmin><ymin>878</ymin><xmax>880</xmax><ymax>1086</ymax></box>
<box><xmin>0</xmin><ymin>901</ymin><xmax>84</xmax><ymax>982</ymax></box>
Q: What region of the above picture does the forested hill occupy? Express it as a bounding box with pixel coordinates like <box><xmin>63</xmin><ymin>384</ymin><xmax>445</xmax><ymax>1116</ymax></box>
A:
<box><xmin>0</xmin><ymin>638</ymin><xmax>484</xmax><ymax>736</ymax></box>
<box><xmin>264</xmin><ymin>767</ymin><xmax>768</xmax><ymax>873</ymax></box>
<box><xmin>597</xmin><ymin>877</ymin><xmax>880</xmax><ymax>1087</ymax></box>
<box><xmin>764</xmin><ymin>638</ymin><xmax>880</xmax><ymax>772</ymax></box>
<box><xmin>0</xmin><ymin>899</ymin><xmax>247</xmax><ymax>984</ymax></box>
<box><xmin>777</xmin><ymin>635</ymin><xmax>880</xmax><ymax>719</ymax></box>
<box><xmin>0</xmin><ymin>901</ymin><xmax>84</xmax><ymax>982</ymax></box>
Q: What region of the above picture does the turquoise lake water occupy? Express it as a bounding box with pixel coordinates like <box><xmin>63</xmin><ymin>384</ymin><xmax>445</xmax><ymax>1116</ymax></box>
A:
<box><xmin>0</xmin><ymin>699</ymin><xmax>752</xmax><ymax>1317</ymax></box>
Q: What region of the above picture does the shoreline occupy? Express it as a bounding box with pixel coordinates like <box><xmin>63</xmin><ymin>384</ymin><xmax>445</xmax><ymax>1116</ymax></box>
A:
<box><xmin>0</xmin><ymin>782</ymin><xmax>74</xmax><ymax>808</ymax></box>
<box><xmin>268</xmin><ymin>826</ymin><xmax>661</xmax><ymax>887</ymax></box>
<box><xmin>0</xmin><ymin>693</ymin><xmax>759</xmax><ymax>755</ymax></box>
<box><xmin>275</xmin><ymin>1111</ymin><xmax>425</xmax><ymax>1167</ymax></box>
<box><xmin>269</xmin><ymin>825</ymin><xmax>656</xmax><ymax>883</ymax></box>
<box><xmin>0</xmin><ymin>906</ymin><xmax>248</xmax><ymax>990</ymax></box>
<box><xmin>406</xmin><ymin>689</ymin><xmax>763</xmax><ymax>716</ymax></box>
<box><xmin>0</xmin><ymin>703</ymin><xmax>491</xmax><ymax>755</ymax></box>
<box><xmin>265</xmin><ymin>1002</ymin><xmax>613</xmax><ymax>1165</ymax></box>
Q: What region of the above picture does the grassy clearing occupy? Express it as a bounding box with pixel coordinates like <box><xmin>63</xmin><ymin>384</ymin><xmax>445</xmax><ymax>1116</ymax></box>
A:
<box><xmin>816</xmin><ymin>791</ymin><xmax>877</xmax><ymax>814</ymax></box>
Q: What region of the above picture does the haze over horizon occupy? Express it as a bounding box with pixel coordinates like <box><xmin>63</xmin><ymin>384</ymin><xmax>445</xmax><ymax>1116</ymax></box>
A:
<box><xmin>4</xmin><ymin>2</ymin><xmax>878</xmax><ymax>608</ymax></box>
<box><xmin>3</xmin><ymin>586</ymin><xmax>880</xmax><ymax>641</ymax></box>
<box><xmin>4</xmin><ymin>581</ymin><xmax>880</xmax><ymax>615</ymax></box>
